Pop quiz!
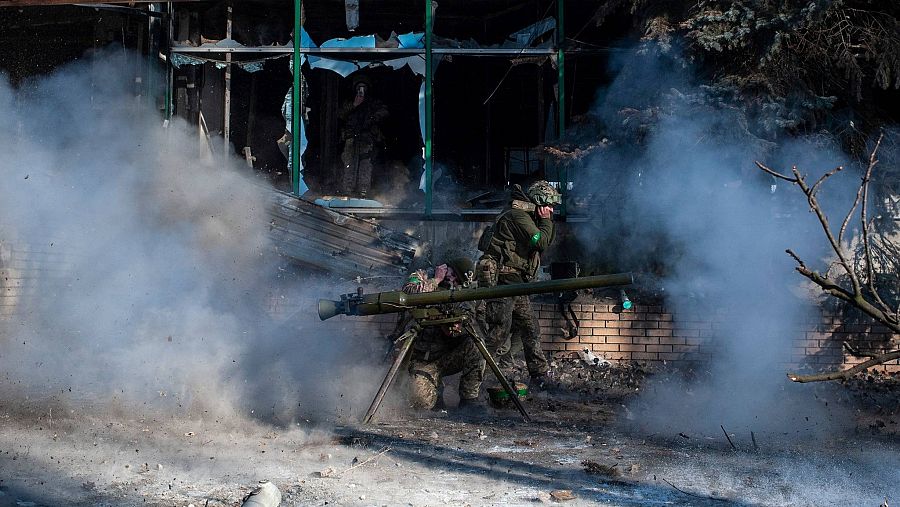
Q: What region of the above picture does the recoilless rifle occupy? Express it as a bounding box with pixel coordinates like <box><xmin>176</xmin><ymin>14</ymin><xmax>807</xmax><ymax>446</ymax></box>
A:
<box><xmin>318</xmin><ymin>272</ymin><xmax>634</xmax><ymax>423</ymax></box>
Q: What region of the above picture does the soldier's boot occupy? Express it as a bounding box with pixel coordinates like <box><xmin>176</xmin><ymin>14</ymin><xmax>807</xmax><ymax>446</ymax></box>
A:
<box><xmin>456</xmin><ymin>397</ymin><xmax>488</xmax><ymax>417</ymax></box>
<box><xmin>529</xmin><ymin>369</ymin><xmax>561</xmax><ymax>393</ymax></box>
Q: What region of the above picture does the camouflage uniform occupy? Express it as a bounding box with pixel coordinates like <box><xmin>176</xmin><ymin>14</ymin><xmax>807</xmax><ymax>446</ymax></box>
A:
<box><xmin>408</xmin><ymin>313</ymin><xmax>485</xmax><ymax>409</ymax></box>
<box><xmin>476</xmin><ymin>182</ymin><xmax>559</xmax><ymax>379</ymax></box>
<box><xmin>400</xmin><ymin>258</ymin><xmax>485</xmax><ymax>410</ymax></box>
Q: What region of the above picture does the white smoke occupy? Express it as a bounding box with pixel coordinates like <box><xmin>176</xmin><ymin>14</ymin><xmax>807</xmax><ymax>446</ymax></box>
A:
<box><xmin>0</xmin><ymin>47</ymin><xmax>386</xmax><ymax>425</ymax></box>
<box><xmin>573</xmin><ymin>45</ymin><xmax>867</xmax><ymax>438</ymax></box>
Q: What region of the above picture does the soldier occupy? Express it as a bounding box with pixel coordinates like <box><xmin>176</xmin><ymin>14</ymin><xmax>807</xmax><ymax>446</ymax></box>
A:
<box><xmin>476</xmin><ymin>180</ymin><xmax>561</xmax><ymax>389</ymax></box>
<box><xmin>338</xmin><ymin>74</ymin><xmax>389</xmax><ymax>198</ymax></box>
<box><xmin>401</xmin><ymin>257</ymin><xmax>486</xmax><ymax>410</ymax></box>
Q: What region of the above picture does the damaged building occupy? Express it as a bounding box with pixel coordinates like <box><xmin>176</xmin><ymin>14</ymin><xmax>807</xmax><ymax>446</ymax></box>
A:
<box><xmin>2</xmin><ymin>0</ymin><xmax>619</xmax><ymax>212</ymax></box>
<box><xmin>2</xmin><ymin>0</ymin><xmax>898</xmax><ymax>376</ymax></box>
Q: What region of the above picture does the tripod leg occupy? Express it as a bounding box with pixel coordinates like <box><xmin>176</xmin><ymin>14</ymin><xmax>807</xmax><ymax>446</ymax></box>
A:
<box><xmin>363</xmin><ymin>327</ymin><xmax>418</xmax><ymax>424</ymax></box>
<box><xmin>464</xmin><ymin>319</ymin><xmax>531</xmax><ymax>423</ymax></box>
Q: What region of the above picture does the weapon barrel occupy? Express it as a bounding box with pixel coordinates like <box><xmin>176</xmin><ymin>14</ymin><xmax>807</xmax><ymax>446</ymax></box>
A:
<box><xmin>318</xmin><ymin>272</ymin><xmax>634</xmax><ymax>320</ymax></box>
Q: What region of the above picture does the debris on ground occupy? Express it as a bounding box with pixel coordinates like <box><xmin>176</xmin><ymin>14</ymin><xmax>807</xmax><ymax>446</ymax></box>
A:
<box><xmin>581</xmin><ymin>459</ymin><xmax>621</xmax><ymax>478</ymax></box>
<box><xmin>550</xmin><ymin>489</ymin><xmax>576</xmax><ymax>501</ymax></box>
<box><xmin>502</xmin><ymin>355</ymin><xmax>649</xmax><ymax>398</ymax></box>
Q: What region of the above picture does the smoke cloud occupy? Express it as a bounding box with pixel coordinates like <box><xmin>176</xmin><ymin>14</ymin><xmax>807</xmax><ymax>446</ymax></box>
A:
<box><xmin>572</xmin><ymin>45</ymin><xmax>868</xmax><ymax>438</ymax></box>
<box><xmin>0</xmin><ymin>47</ymin><xmax>384</xmax><ymax>426</ymax></box>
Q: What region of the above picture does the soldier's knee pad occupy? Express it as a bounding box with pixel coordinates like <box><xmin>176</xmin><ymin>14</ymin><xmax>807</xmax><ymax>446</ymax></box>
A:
<box><xmin>409</xmin><ymin>371</ymin><xmax>439</xmax><ymax>410</ymax></box>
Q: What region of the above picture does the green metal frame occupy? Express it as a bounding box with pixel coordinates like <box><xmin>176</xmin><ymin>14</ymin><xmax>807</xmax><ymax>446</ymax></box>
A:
<box><xmin>292</xmin><ymin>0</ymin><xmax>303</xmax><ymax>195</ymax></box>
<box><xmin>164</xmin><ymin>1</ymin><xmax>173</xmax><ymax>120</ymax></box>
<box><xmin>557</xmin><ymin>0</ymin><xmax>566</xmax><ymax>217</ymax></box>
<box><xmin>424</xmin><ymin>0</ymin><xmax>434</xmax><ymax>216</ymax></box>
<box><xmin>159</xmin><ymin>0</ymin><xmax>565</xmax><ymax>213</ymax></box>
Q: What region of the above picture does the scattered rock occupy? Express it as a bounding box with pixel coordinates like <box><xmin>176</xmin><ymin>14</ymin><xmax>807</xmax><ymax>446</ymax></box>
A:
<box><xmin>316</xmin><ymin>467</ymin><xmax>336</xmax><ymax>478</ymax></box>
<box><xmin>582</xmin><ymin>460</ymin><xmax>620</xmax><ymax>478</ymax></box>
<box><xmin>550</xmin><ymin>489</ymin><xmax>576</xmax><ymax>502</ymax></box>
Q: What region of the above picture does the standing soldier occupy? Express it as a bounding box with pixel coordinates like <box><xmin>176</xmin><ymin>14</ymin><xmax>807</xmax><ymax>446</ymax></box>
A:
<box><xmin>477</xmin><ymin>180</ymin><xmax>561</xmax><ymax>389</ymax></box>
<box><xmin>338</xmin><ymin>74</ymin><xmax>389</xmax><ymax>199</ymax></box>
<box><xmin>400</xmin><ymin>257</ymin><xmax>486</xmax><ymax>410</ymax></box>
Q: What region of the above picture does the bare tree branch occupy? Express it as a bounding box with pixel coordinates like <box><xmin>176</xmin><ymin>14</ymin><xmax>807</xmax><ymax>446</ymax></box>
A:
<box><xmin>843</xmin><ymin>341</ymin><xmax>880</xmax><ymax>359</ymax></box>
<box><xmin>859</xmin><ymin>133</ymin><xmax>890</xmax><ymax>315</ymax></box>
<box><xmin>810</xmin><ymin>165</ymin><xmax>844</xmax><ymax>198</ymax></box>
<box><xmin>789</xmin><ymin>164</ymin><xmax>862</xmax><ymax>294</ymax></box>
<box><xmin>755</xmin><ymin>161</ymin><xmax>797</xmax><ymax>182</ymax></box>
<box><xmin>838</xmin><ymin>176</ymin><xmax>865</xmax><ymax>245</ymax></box>
<box><xmin>787</xmin><ymin>350</ymin><xmax>900</xmax><ymax>383</ymax></box>
<box><xmin>758</xmin><ymin>136</ymin><xmax>900</xmax><ymax>381</ymax></box>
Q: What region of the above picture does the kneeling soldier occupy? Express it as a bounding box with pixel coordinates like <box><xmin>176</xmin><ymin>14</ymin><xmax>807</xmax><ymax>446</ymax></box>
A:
<box><xmin>401</xmin><ymin>257</ymin><xmax>485</xmax><ymax>410</ymax></box>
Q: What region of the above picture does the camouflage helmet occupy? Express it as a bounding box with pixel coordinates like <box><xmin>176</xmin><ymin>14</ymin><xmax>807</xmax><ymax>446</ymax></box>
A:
<box><xmin>446</xmin><ymin>256</ymin><xmax>474</xmax><ymax>282</ymax></box>
<box><xmin>526</xmin><ymin>180</ymin><xmax>562</xmax><ymax>206</ymax></box>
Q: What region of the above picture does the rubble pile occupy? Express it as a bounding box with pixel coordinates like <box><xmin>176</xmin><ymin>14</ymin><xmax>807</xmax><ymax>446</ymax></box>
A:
<box><xmin>503</xmin><ymin>352</ymin><xmax>650</xmax><ymax>400</ymax></box>
<box><xmin>840</xmin><ymin>370</ymin><xmax>900</xmax><ymax>434</ymax></box>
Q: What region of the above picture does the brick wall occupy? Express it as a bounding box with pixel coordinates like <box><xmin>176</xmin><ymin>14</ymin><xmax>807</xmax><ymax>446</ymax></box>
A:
<box><xmin>336</xmin><ymin>296</ymin><xmax>900</xmax><ymax>374</ymax></box>
<box><xmin>534</xmin><ymin>299</ymin><xmax>713</xmax><ymax>363</ymax></box>
<box><xmin>534</xmin><ymin>298</ymin><xmax>900</xmax><ymax>373</ymax></box>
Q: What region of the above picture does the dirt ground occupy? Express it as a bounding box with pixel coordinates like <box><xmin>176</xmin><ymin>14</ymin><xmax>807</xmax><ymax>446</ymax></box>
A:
<box><xmin>1</xmin><ymin>360</ymin><xmax>898</xmax><ymax>507</ymax></box>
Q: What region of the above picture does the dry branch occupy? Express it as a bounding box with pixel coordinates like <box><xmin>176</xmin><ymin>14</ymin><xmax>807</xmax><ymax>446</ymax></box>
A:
<box><xmin>787</xmin><ymin>350</ymin><xmax>900</xmax><ymax>383</ymax></box>
<box><xmin>757</xmin><ymin>133</ymin><xmax>900</xmax><ymax>381</ymax></box>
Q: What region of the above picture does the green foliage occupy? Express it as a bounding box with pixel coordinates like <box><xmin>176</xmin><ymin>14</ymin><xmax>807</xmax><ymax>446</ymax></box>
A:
<box><xmin>595</xmin><ymin>0</ymin><xmax>900</xmax><ymax>151</ymax></box>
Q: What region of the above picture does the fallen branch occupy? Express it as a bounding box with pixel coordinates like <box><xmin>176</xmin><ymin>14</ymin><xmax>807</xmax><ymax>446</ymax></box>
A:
<box><xmin>720</xmin><ymin>425</ymin><xmax>736</xmax><ymax>451</ymax></box>
<box><xmin>843</xmin><ymin>341</ymin><xmax>879</xmax><ymax>359</ymax></box>
<box><xmin>337</xmin><ymin>446</ymin><xmax>391</xmax><ymax>476</ymax></box>
<box><xmin>661</xmin><ymin>478</ymin><xmax>729</xmax><ymax>502</ymax></box>
<box><xmin>787</xmin><ymin>350</ymin><xmax>900</xmax><ymax>382</ymax></box>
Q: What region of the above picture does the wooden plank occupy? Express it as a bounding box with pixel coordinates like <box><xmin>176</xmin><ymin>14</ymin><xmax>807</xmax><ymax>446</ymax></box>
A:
<box><xmin>267</xmin><ymin>190</ymin><xmax>421</xmax><ymax>278</ymax></box>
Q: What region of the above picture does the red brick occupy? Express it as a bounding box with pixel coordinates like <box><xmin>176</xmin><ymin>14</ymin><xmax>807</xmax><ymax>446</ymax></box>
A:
<box><xmin>565</xmin><ymin>343</ymin><xmax>587</xmax><ymax>351</ymax></box>
<box><xmin>627</xmin><ymin>321</ymin><xmax>659</xmax><ymax>329</ymax></box>
<box><xmin>619</xmin><ymin>312</ymin><xmax>647</xmax><ymax>321</ymax></box>
<box><xmin>621</xmin><ymin>329</ymin><xmax>647</xmax><ymax>337</ymax></box>
<box><xmin>591</xmin><ymin>328</ymin><xmax>619</xmax><ymax>336</ymax></box>
<box><xmin>591</xmin><ymin>343</ymin><xmax>620</xmax><ymax>352</ymax></box>
<box><xmin>593</xmin><ymin>312</ymin><xmax>618</xmax><ymax>321</ymax></box>
<box><xmin>633</xmin><ymin>336</ymin><xmax>659</xmax><ymax>345</ymax></box>
<box><xmin>542</xmin><ymin>342</ymin><xmax>565</xmax><ymax>351</ymax></box>
<box><xmin>576</xmin><ymin>335</ymin><xmax>605</xmax><ymax>344</ymax></box>
<box><xmin>659</xmin><ymin>336</ymin><xmax>686</xmax><ymax>345</ymax></box>
<box><xmin>620</xmin><ymin>344</ymin><xmax>647</xmax><ymax>352</ymax></box>
<box><xmin>604</xmin><ymin>335</ymin><xmax>633</xmax><ymax>344</ymax></box>
<box><xmin>647</xmin><ymin>344</ymin><xmax>673</xmax><ymax>353</ymax></box>
<box><xmin>580</xmin><ymin>304</ymin><xmax>595</xmax><ymax>312</ymax></box>
<box><xmin>632</xmin><ymin>352</ymin><xmax>659</xmax><ymax>360</ymax></box>
<box><xmin>657</xmin><ymin>321</ymin><xmax>675</xmax><ymax>329</ymax></box>
<box><xmin>604</xmin><ymin>352</ymin><xmax>631</xmax><ymax>361</ymax></box>
<box><xmin>581</xmin><ymin>320</ymin><xmax>606</xmax><ymax>328</ymax></box>
<box><xmin>648</xmin><ymin>329</ymin><xmax>674</xmax><ymax>337</ymax></box>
